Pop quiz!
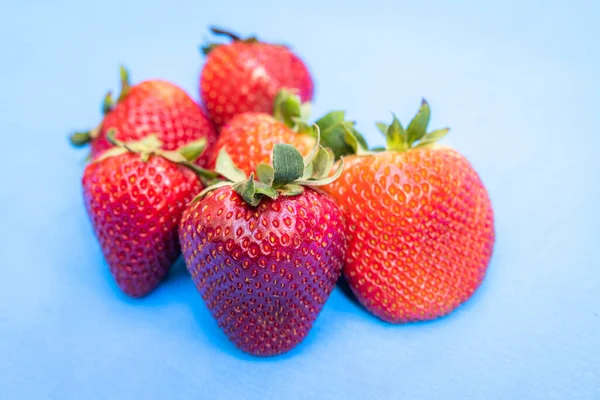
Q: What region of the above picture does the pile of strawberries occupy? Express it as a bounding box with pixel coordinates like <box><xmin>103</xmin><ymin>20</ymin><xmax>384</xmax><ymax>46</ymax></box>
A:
<box><xmin>71</xmin><ymin>27</ymin><xmax>495</xmax><ymax>357</ymax></box>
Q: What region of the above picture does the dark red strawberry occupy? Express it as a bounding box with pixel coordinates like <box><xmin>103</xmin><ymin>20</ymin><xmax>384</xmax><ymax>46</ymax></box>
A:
<box><xmin>82</xmin><ymin>133</ymin><xmax>209</xmax><ymax>297</ymax></box>
<box><xmin>199</xmin><ymin>27</ymin><xmax>314</xmax><ymax>127</ymax></box>
<box><xmin>179</xmin><ymin>136</ymin><xmax>346</xmax><ymax>356</ymax></box>
<box><xmin>71</xmin><ymin>67</ymin><xmax>217</xmax><ymax>167</ymax></box>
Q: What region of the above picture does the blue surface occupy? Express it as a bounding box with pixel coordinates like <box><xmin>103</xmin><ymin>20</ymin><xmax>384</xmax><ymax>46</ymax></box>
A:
<box><xmin>1</xmin><ymin>1</ymin><xmax>598</xmax><ymax>399</ymax></box>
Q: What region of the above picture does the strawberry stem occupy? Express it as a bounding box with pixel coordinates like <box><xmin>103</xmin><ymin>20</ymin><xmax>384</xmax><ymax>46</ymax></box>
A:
<box><xmin>209</xmin><ymin>26</ymin><xmax>242</xmax><ymax>41</ymax></box>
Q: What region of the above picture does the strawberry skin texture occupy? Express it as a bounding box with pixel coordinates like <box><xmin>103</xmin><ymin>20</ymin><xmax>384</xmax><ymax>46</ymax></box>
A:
<box><xmin>91</xmin><ymin>80</ymin><xmax>217</xmax><ymax>167</ymax></box>
<box><xmin>179</xmin><ymin>186</ymin><xmax>346</xmax><ymax>356</ymax></box>
<box><xmin>83</xmin><ymin>153</ymin><xmax>203</xmax><ymax>297</ymax></box>
<box><xmin>323</xmin><ymin>148</ymin><xmax>495</xmax><ymax>323</ymax></box>
<box><xmin>200</xmin><ymin>42</ymin><xmax>314</xmax><ymax>127</ymax></box>
<box><xmin>208</xmin><ymin>112</ymin><xmax>315</xmax><ymax>175</ymax></box>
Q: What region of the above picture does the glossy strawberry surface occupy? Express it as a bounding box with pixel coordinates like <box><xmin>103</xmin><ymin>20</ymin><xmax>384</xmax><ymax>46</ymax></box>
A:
<box><xmin>83</xmin><ymin>153</ymin><xmax>203</xmax><ymax>297</ymax></box>
<box><xmin>179</xmin><ymin>186</ymin><xmax>345</xmax><ymax>356</ymax></box>
<box><xmin>200</xmin><ymin>41</ymin><xmax>313</xmax><ymax>127</ymax></box>
<box><xmin>91</xmin><ymin>80</ymin><xmax>217</xmax><ymax>167</ymax></box>
<box><xmin>323</xmin><ymin>148</ymin><xmax>495</xmax><ymax>323</ymax></box>
<box><xmin>208</xmin><ymin>112</ymin><xmax>314</xmax><ymax>175</ymax></box>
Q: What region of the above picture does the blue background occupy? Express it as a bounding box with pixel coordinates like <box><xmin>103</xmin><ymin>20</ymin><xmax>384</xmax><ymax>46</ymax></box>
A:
<box><xmin>1</xmin><ymin>0</ymin><xmax>598</xmax><ymax>398</ymax></box>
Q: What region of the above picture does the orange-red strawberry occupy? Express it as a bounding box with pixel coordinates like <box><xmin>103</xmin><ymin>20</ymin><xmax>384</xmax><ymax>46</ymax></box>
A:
<box><xmin>208</xmin><ymin>112</ymin><xmax>314</xmax><ymax>175</ymax></box>
<box><xmin>71</xmin><ymin>67</ymin><xmax>217</xmax><ymax>167</ymax></box>
<box><xmin>82</xmin><ymin>133</ymin><xmax>207</xmax><ymax>297</ymax></box>
<box><xmin>199</xmin><ymin>27</ymin><xmax>314</xmax><ymax>127</ymax></box>
<box><xmin>179</xmin><ymin>138</ymin><xmax>346</xmax><ymax>356</ymax></box>
<box><xmin>208</xmin><ymin>91</ymin><xmax>365</xmax><ymax>176</ymax></box>
<box><xmin>323</xmin><ymin>100</ymin><xmax>495</xmax><ymax>323</ymax></box>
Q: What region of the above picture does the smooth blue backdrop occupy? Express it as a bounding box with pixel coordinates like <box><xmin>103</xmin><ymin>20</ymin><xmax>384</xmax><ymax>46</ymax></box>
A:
<box><xmin>1</xmin><ymin>1</ymin><xmax>598</xmax><ymax>399</ymax></box>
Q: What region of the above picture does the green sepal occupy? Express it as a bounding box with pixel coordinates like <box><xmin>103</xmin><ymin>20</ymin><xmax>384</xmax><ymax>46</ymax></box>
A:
<box><xmin>118</xmin><ymin>66</ymin><xmax>131</xmax><ymax>102</ymax></box>
<box><xmin>308</xmin><ymin>146</ymin><xmax>334</xmax><ymax>180</ymax></box>
<box><xmin>273</xmin><ymin>89</ymin><xmax>307</xmax><ymax>129</ymax></box>
<box><xmin>295</xmin><ymin>157</ymin><xmax>344</xmax><ymax>187</ymax></box>
<box><xmin>69</xmin><ymin>131</ymin><xmax>92</xmax><ymax>147</ymax></box>
<box><xmin>256</xmin><ymin>163</ymin><xmax>275</xmax><ymax>186</ymax></box>
<box><xmin>272</xmin><ymin>144</ymin><xmax>304</xmax><ymax>187</ymax></box>
<box><xmin>341</xmin><ymin>124</ymin><xmax>370</xmax><ymax>156</ymax></box>
<box><xmin>232</xmin><ymin>173</ymin><xmax>278</xmax><ymax>207</ymax></box>
<box><xmin>215</xmin><ymin>149</ymin><xmax>247</xmax><ymax>182</ymax></box>
<box><xmin>176</xmin><ymin>138</ymin><xmax>207</xmax><ymax>163</ymax></box>
<box><xmin>378</xmin><ymin>99</ymin><xmax>450</xmax><ymax>151</ymax></box>
<box><xmin>406</xmin><ymin>99</ymin><xmax>431</xmax><ymax>146</ymax></box>
<box><xmin>102</xmin><ymin>92</ymin><xmax>114</xmax><ymax>115</ymax></box>
<box><xmin>302</xmin><ymin>124</ymin><xmax>322</xmax><ymax>168</ymax></box>
<box><xmin>94</xmin><ymin>146</ymin><xmax>129</xmax><ymax>162</ymax></box>
<box><xmin>279</xmin><ymin>184</ymin><xmax>304</xmax><ymax>196</ymax></box>
<box><xmin>191</xmin><ymin>123</ymin><xmax>345</xmax><ymax>207</ymax></box>
<box><xmin>385</xmin><ymin>114</ymin><xmax>408</xmax><ymax>152</ymax></box>
<box><xmin>414</xmin><ymin>128</ymin><xmax>450</xmax><ymax>148</ymax></box>
<box><xmin>253</xmin><ymin>181</ymin><xmax>279</xmax><ymax>199</ymax></box>
<box><xmin>315</xmin><ymin>111</ymin><xmax>368</xmax><ymax>159</ymax></box>
<box><xmin>375</xmin><ymin>122</ymin><xmax>388</xmax><ymax>136</ymax></box>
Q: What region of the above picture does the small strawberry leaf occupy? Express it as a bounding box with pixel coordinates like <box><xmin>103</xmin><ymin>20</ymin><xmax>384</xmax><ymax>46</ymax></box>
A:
<box><xmin>279</xmin><ymin>184</ymin><xmax>304</xmax><ymax>196</ymax></box>
<box><xmin>273</xmin><ymin>89</ymin><xmax>303</xmax><ymax>128</ymax></box>
<box><xmin>414</xmin><ymin>128</ymin><xmax>450</xmax><ymax>148</ymax></box>
<box><xmin>233</xmin><ymin>176</ymin><xmax>258</xmax><ymax>206</ymax></box>
<box><xmin>177</xmin><ymin>138</ymin><xmax>207</xmax><ymax>163</ymax></box>
<box><xmin>342</xmin><ymin>124</ymin><xmax>369</xmax><ymax>155</ymax></box>
<box><xmin>215</xmin><ymin>149</ymin><xmax>247</xmax><ymax>183</ymax></box>
<box><xmin>94</xmin><ymin>146</ymin><xmax>128</xmax><ymax>162</ymax></box>
<box><xmin>309</xmin><ymin>146</ymin><xmax>334</xmax><ymax>180</ymax></box>
<box><xmin>315</xmin><ymin>111</ymin><xmax>366</xmax><ymax>159</ymax></box>
<box><xmin>272</xmin><ymin>144</ymin><xmax>304</xmax><ymax>187</ymax></box>
<box><xmin>406</xmin><ymin>99</ymin><xmax>431</xmax><ymax>146</ymax></box>
<box><xmin>385</xmin><ymin>115</ymin><xmax>408</xmax><ymax>152</ymax></box>
<box><xmin>102</xmin><ymin>91</ymin><xmax>114</xmax><ymax>115</ymax></box>
<box><xmin>375</xmin><ymin>122</ymin><xmax>388</xmax><ymax>136</ymax></box>
<box><xmin>118</xmin><ymin>66</ymin><xmax>131</xmax><ymax>102</ymax></box>
<box><xmin>232</xmin><ymin>174</ymin><xmax>278</xmax><ymax>207</ymax></box>
<box><xmin>295</xmin><ymin>158</ymin><xmax>344</xmax><ymax>186</ymax></box>
<box><xmin>302</xmin><ymin>125</ymin><xmax>321</xmax><ymax>168</ymax></box>
<box><xmin>253</xmin><ymin>181</ymin><xmax>279</xmax><ymax>200</ymax></box>
<box><xmin>256</xmin><ymin>163</ymin><xmax>275</xmax><ymax>185</ymax></box>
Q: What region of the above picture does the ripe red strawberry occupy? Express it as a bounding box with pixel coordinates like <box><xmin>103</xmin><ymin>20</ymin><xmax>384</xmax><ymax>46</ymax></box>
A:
<box><xmin>323</xmin><ymin>100</ymin><xmax>495</xmax><ymax>323</ymax></box>
<box><xmin>179</xmin><ymin>138</ymin><xmax>346</xmax><ymax>356</ymax></box>
<box><xmin>71</xmin><ymin>67</ymin><xmax>217</xmax><ymax>167</ymax></box>
<box><xmin>208</xmin><ymin>90</ymin><xmax>365</xmax><ymax>175</ymax></box>
<box><xmin>199</xmin><ymin>27</ymin><xmax>314</xmax><ymax>127</ymax></box>
<box><xmin>82</xmin><ymin>133</ymin><xmax>207</xmax><ymax>297</ymax></box>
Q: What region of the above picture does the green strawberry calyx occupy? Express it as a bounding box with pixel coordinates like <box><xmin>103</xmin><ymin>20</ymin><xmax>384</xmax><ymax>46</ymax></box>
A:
<box><xmin>272</xmin><ymin>89</ymin><xmax>370</xmax><ymax>160</ymax></box>
<box><xmin>201</xmin><ymin>26</ymin><xmax>260</xmax><ymax>55</ymax></box>
<box><xmin>95</xmin><ymin>129</ymin><xmax>219</xmax><ymax>184</ymax></box>
<box><xmin>192</xmin><ymin>127</ymin><xmax>344</xmax><ymax>207</ymax></box>
<box><xmin>68</xmin><ymin>66</ymin><xmax>132</xmax><ymax>147</ymax></box>
<box><xmin>377</xmin><ymin>99</ymin><xmax>450</xmax><ymax>152</ymax></box>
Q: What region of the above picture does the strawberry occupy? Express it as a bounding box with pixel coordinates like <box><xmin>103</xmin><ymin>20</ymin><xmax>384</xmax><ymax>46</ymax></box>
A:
<box><xmin>208</xmin><ymin>90</ymin><xmax>366</xmax><ymax>175</ymax></box>
<box><xmin>82</xmin><ymin>132</ymin><xmax>210</xmax><ymax>297</ymax></box>
<box><xmin>71</xmin><ymin>67</ymin><xmax>217</xmax><ymax>167</ymax></box>
<box><xmin>323</xmin><ymin>100</ymin><xmax>495</xmax><ymax>323</ymax></box>
<box><xmin>179</xmin><ymin>135</ymin><xmax>346</xmax><ymax>356</ymax></box>
<box><xmin>199</xmin><ymin>27</ymin><xmax>314</xmax><ymax>127</ymax></box>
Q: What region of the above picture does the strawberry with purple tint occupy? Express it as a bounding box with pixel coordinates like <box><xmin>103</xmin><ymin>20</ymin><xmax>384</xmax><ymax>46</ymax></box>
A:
<box><xmin>179</xmin><ymin>131</ymin><xmax>346</xmax><ymax>356</ymax></box>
